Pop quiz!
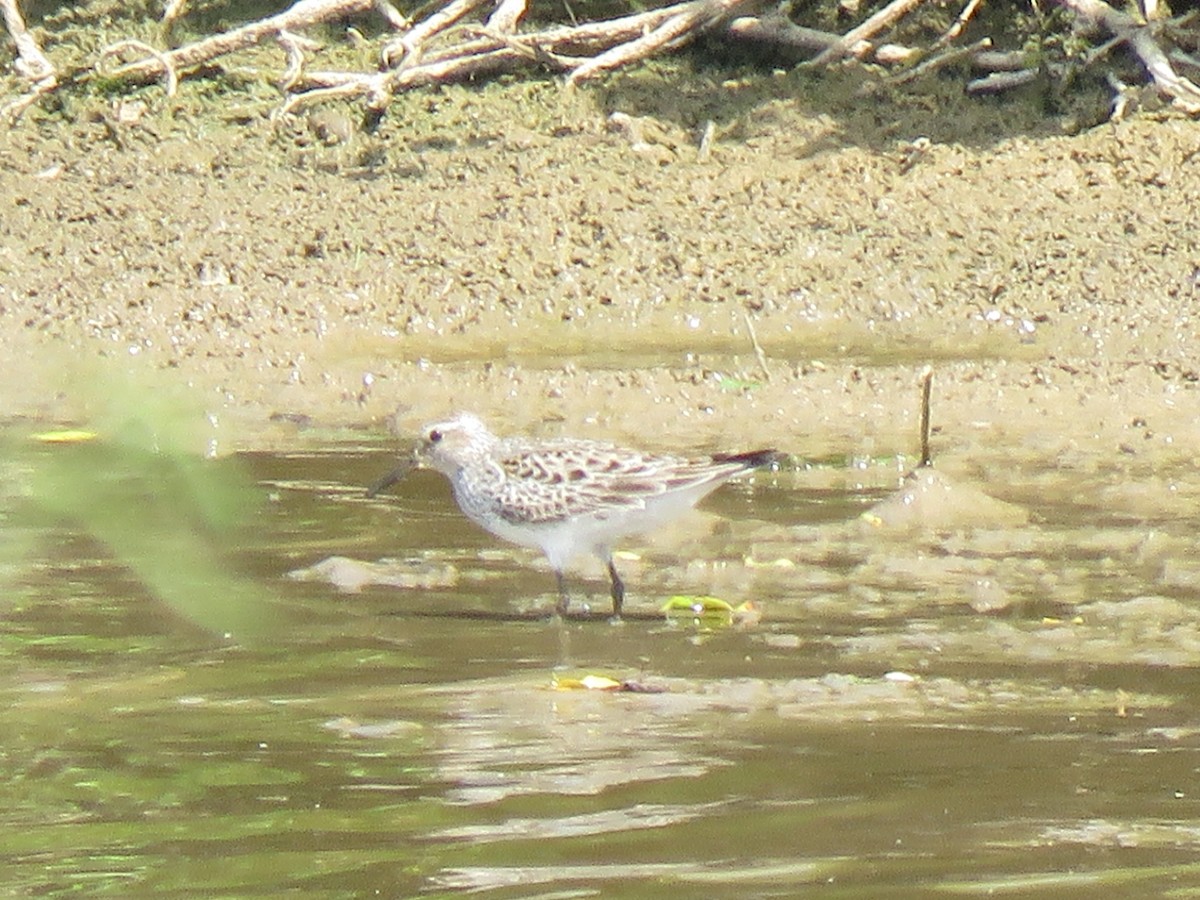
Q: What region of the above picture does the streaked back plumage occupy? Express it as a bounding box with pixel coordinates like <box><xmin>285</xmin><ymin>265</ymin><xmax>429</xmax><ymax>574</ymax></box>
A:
<box><xmin>416</xmin><ymin>412</ymin><xmax>774</xmax><ymax>615</ymax></box>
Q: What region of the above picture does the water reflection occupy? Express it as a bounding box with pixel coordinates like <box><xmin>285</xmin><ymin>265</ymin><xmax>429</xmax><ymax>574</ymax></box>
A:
<box><xmin>1</xmin><ymin>445</ymin><xmax>1199</xmax><ymax>896</ymax></box>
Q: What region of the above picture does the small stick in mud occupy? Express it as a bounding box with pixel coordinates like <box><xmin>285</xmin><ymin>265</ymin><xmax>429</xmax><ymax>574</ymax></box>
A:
<box><xmin>918</xmin><ymin>366</ymin><xmax>933</xmax><ymax>467</ymax></box>
<box><xmin>742</xmin><ymin>310</ymin><xmax>771</xmax><ymax>384</ymax></box>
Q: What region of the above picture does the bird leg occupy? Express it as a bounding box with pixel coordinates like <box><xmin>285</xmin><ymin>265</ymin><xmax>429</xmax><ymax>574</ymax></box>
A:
<box><xmin>554</xmin><ymin>570</ymin><xmax>570</xmax><ymax>617</ymax></box>
<box><xmin>606</xmin><ymin>557</ymin><xmax>625</xmax><ymax>619</ymax></box>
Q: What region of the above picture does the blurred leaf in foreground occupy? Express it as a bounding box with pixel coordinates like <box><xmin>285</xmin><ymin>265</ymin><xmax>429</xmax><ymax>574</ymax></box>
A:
<box><xmin>7</xmin><ymin>360</ymin><xmax>272</xmax><ymax>643</ymax></box>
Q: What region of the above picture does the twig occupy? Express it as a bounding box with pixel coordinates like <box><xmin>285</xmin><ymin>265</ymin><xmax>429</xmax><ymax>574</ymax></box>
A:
<box><xmin>1</xmin><ymin>0</ymin><xmax>54</xmax><ymax>79</ymax></box>
<box><xmin>742</xmin><ymin>311</ymin><xmax>771</xmax><ymax>383</ymax></box>
<box><xmin>277</xmin><ymin>79</ymin><xmax>367</xmax><ymax>116</ymax></box>
<box><xmin>880</xmin><ymin>36</ymin><xmax>992</xmax><ymax>88</ymax></box>
<box><xmin>539</xmin><ymin>3</ymin><xmax>696</xmax><ymax>54</ymax></box>
<box><xmin>726</xmin><ymin>14</ymin><xmax>854</xmax><ymax>57</ymax></box>
<box><xmin>277</xmin><ymin>30</ymin><xmax>322</xmax><ymax>90</ymax></box>
<box><xmin>1170</xmin><ymin>48</ymin><xmax>1200</xmax><ymax>72</ymax></box>
<box><xmin>99</xmin><ymin>0</ymin><xmax>737</xmax><ymax>113</ymax></box>
<box><xmin>161</xmin><ymin>0</ymin><xmax>189</xmax><ymax>37</ymax></box>
<box><xmin>372</xmin><ymin>0</ymin><xmax>410</xmax><ymax>31</ymax></box>
<box><xmin>1140</xmin><ymin>0</ymin><xmax>1165</xmax><ymax>21</ymax></box>
<box><xmin>807</xmin><ymin>0</ymin><xmax>927</xmax><ymax>66</ymax></box>
<box><xmin>966</xmin><ymin>68</ymin><xmax>1038</xmax><ymax>94</ymax></box>
<box><xmin>725</xmin><ymin>14</ymin><xmax>1032</xmax><ymax>72</ymax></box>
<box><xmin>1107</xmin><ymin>71</ymin><xmax>1138</xmax><ymax>119</ymax></box>
<box><xmin>100</xmin><ymin>39</ymin><xmax>180</xmax><ymax>96</ymax></box>
<box><xmin>486</xmin><ymin>0</ymin><xmax>527</xmax><ymax>33</ymax></box>
<box><xmin>932</xmin><ymin>0</ymin><xmax>984</xmax><ymax>50</ymax></box>
<box><xmin>972</xmin><ymin>49</ymin><xmax>1032</xmax><ymax>71</ymax></box>
<box><xmin>918</xmin><ymin>366</ymin><xmax>933</xmax><ymax>467</ymax></box>
<box><xmin>566</xmin><ymin>0</ymin><xmax>756</xmax><ymax>87</ymax></box>
<box><xmin>1127</xmin><ymin>28</ymin><xmax>1200</xmax><ymax>112</ymax></box>
<box><xmin>469</xmin><ymin>24</ymin><xmax>575</xmax><ymax>67</ymax></box>
<box><xmin>284</xmin><ymin>40</ymin><xmax>543</xmax><ymax>112</ymax></box>
<box><xmin>1</xmin><ymin>0</ymin><xmax>58</xmax><ymax>119</ymax></box>
<box><xmin>285</xmin><ymin>0</ymin><xmax>714</xmax><ymax>109</ymax></box>
<box><xmin>1055</xmin><ymin>0</ymin><xmax>1200</xmax><ymax>113</ymax></box>
<box><xmin>697</xmin><ymin>118</ymin><xmax>715</xmax><ymax>160</ymax></box>
<box><xmin>107</xmin><ymin>0</ymin><xmax>375</xmax><ymax>85</ymax></box>
<box><xmin>381</xmin><ymin>0</ymin><xmax>488</xmax><ymax>67</ymax></box>
<box><xmin>19</xmin><ymin>0</ymin><xmax>1160</xmax><ymax>119</ymax></box>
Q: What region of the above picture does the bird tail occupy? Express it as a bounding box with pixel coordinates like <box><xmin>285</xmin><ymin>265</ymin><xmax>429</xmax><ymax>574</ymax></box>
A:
<box><xmin>712</xmin><ymin>448</ymin><xmax>779</xmax><ymax>469</ymax></box>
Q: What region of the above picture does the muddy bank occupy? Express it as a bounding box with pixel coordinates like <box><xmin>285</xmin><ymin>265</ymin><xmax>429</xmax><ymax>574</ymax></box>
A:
<box><xmin>1</xmin><ymin>61</ymin><xmax>1198</xmax><ymax>487</ymax></box>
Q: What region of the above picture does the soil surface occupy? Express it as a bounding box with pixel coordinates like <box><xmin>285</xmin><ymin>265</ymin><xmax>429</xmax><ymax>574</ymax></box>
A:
<box><xmin>3</xmin><ymin>32</ymin><xmax>1200</xmax><ymax>490</ymax></box>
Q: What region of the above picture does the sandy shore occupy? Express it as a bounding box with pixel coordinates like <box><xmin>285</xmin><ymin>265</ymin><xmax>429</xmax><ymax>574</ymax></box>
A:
<box><xmin>2</xmin><ymin>64</ymin><xmax>1198</xmax><ymax>491</ymax></box>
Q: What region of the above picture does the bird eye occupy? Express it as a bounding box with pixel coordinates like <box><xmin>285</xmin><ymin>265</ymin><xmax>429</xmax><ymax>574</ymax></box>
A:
<box><xmin>428</xmin><ymin>429</ymin><xmax>443</xmax><ymax>443</ymax></box>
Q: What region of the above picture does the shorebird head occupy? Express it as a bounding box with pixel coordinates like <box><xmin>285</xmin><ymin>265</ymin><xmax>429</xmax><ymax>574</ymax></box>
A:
<box><xmin>365</xmin><ymin>412</ymin><xmax>494</xmax><ymax>497</ymax></box>
<box><xmin>420</xmin><ymin>412</ymin><xmax>495</xmax><ymax>476</ymax></box>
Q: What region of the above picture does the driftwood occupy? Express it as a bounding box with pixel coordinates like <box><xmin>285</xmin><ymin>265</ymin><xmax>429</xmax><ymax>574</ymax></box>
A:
<box><xmin>100</xmin><ymin>0</ymin><xmax>377</xmax><ymax>87</ymax></box>
<box><xmin>1055</xmin><ymin>0</ymin><xmax>1200</xmax><ymax>113</ymax></box>
<box><xmin>3</xmin><ymin>0</ymin><xmax>1200</xmax><ymax>121</ymax></box>
<box><xmin>1</xmin><ymin>0</ymin><xmax>55</xmax><ymax>119</ymax></box>
<box><xmin>280</xmin><ymin>0</ymin><xmax>762</xmax><ymax>114</ymax></box>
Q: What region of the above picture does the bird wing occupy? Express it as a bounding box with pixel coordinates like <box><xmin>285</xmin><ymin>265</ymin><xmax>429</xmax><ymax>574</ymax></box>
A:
<box><xmin>493</xmin><ymin>442</ymin><xmax>739</xmax><ymax>525</ymax></box>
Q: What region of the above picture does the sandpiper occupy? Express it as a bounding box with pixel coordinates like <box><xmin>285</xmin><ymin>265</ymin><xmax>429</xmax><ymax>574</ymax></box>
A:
<box><xmin>370</xmin><ymin>413</ymin><xmax>775</xmax><ymax>618</ymax></box>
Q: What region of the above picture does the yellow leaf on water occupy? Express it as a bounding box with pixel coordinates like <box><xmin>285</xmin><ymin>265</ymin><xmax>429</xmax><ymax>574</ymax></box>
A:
<box><xmin>551</xmin><ymin>673</ymin><xmax>623</xmax><ymax>691</ymax></box>
<box><xmin>32</xmin><ymin>429</ymin><xmax>98</xmax><ymax>444</ymax></box>
<box><xmin>580</xmin><ymin>674</ymin><xmax>622</xmax><ymax>691</ymax></box>
<box><xmin>661</xmin><ymin>595</ymin><xmax>734</xmax><ymax>614</ymax></box>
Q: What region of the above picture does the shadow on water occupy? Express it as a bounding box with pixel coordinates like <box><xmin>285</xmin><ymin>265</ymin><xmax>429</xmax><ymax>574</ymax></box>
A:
<box><xmin>3</xmin><ymin>439</ymin><xmax>1200</xmax><ymax>896</ymax></box>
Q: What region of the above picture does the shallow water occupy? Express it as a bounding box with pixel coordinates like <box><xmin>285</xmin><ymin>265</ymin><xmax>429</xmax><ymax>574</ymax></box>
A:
<box><xmin>3</xmin><ymin>443</ymin><xmax>1200</xmax><ymax>897</ymax></box>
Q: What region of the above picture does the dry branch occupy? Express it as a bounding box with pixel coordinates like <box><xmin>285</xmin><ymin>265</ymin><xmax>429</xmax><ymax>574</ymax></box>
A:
<box><xmin>1054</xmin><ymin>0</ymin><xmax>1200</xmax><ymax>112</ymax></box>
<box><xmin>6</xmin><ymin>0</ymin><xmax>1195</xmax><ymax>121</ymax></box>
<box><xmin>880</xmin><ymin>36</ymin><xmax>991</xmax><ymax>88</ymax></box>
<box><xmin>381</xmin><ymin>0</ymin><xmax>488</xmax><ymax>67</ymax></box>
<box><xmin>966</xmin><ymin>68</ymin><xmax>1038</xmax><ymax>95</ymax></box>
<box><xmin>727</xmin><ymin>14</ymin><xmax>858</xmax><ymax>57</ymax></box>
<box><xmin>101</xmin><ymin>39</ymin><xmax>180</xmax><ymax>95</ymax></box>
<box><xmin>566</xmin><ymin>0</ymin><xmax>756</xmax><ymax>87</ymax></box>
<box><xmin>372</xmin><ymin>0</ymin><xmax>410</xmax><ymax>31</ymax></box>
<box><xmin>932</xmin><ymin>0</ymin><xmax>983</xmax><ymax>50</ymax></box>
<box><xmin>2</xmin><ymin>0</ymin><xmax>53</xmax><ymax>79</ymax></box>
<box><xmin>107</xmin><ymin>0</ymin><xmax>376</xmax><ymax>84</ymax></box>
<box><xmin>807</xmin><ymin>0</ymin><xmax>926</xmax><ymax>66</ymax></box>
<box><xmin>486</xmin><ymin>0</ymin><xmax>528</xmax><ymax>34</ymax></box>
<box><xmin>161</xmin><ymin>0</ymin><xmax>189</xmax><ymax>39</ymax></box>
<box><xmin>2</xmin><ymin>0</ymin><xmax>57</xmax><ymax>120</ymax></box>
<box><xmin>283</xmin><ymin>0</ymin><xmax>743</xmax><ymax>111</ymax></box>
